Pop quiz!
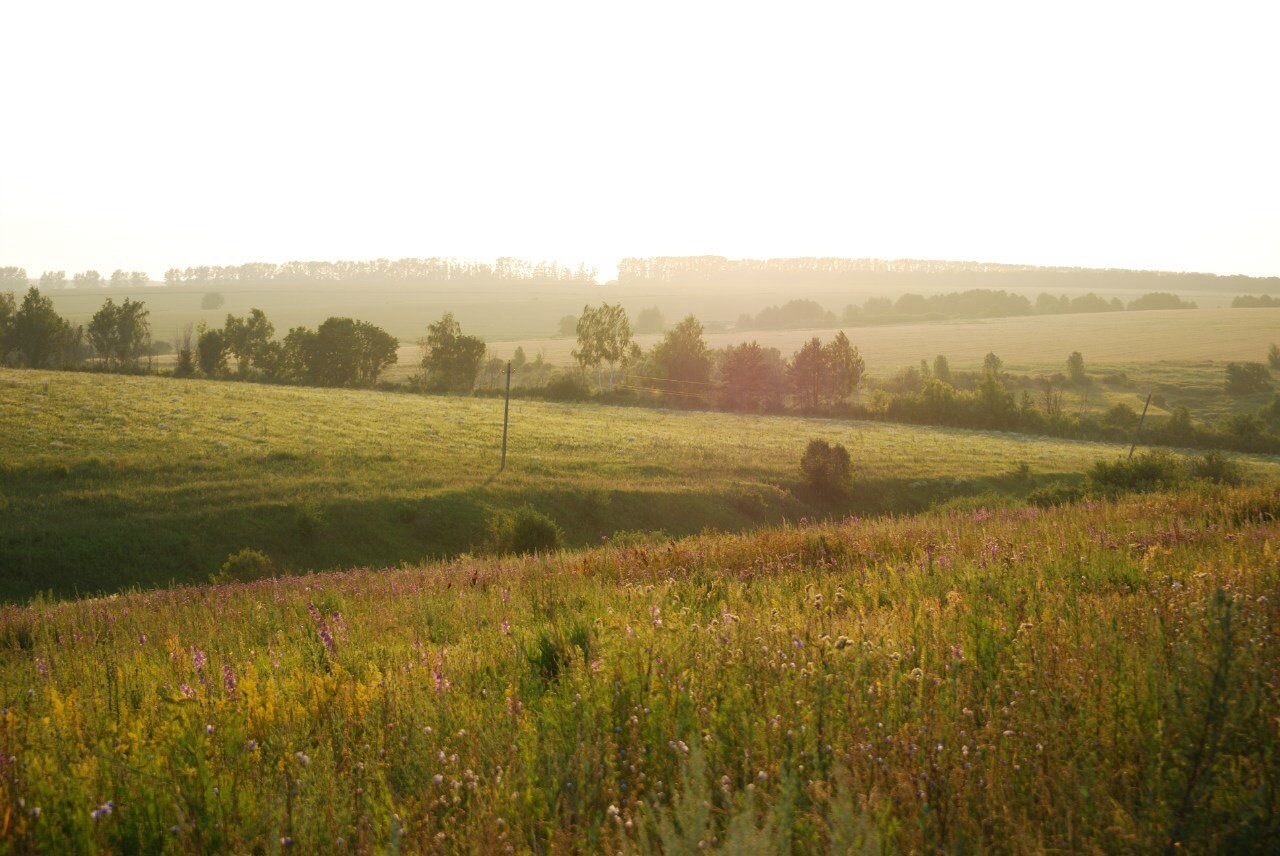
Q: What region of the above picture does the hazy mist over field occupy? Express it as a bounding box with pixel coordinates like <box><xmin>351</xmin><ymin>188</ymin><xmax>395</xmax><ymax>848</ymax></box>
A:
<box><xmin>2</xmin><ymin>0</ymin><xmax>1278</xmax><ymax>279</ymax></box>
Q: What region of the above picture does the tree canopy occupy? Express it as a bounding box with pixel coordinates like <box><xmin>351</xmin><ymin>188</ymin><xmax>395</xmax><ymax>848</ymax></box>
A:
<box><xmin>420</xmin><ymin>313</ymin><xmax>486</xmax><ymax>393</ymax></box>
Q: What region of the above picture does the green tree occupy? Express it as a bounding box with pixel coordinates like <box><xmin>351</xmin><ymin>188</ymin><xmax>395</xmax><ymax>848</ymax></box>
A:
<box><xmin>932</xmin><ymin>354</ymin><xmax>952</xmax><ymax>384</ymax></box>
<box><xmin>1224</xmin><ymin>362</ymin><xmax>1272</xmax><ymax>395</ymax></box>
<box><xmin>786</xmin><ymin>333</ymin><xmax>863</xmax><ymax>409</ymax></box>
<box><xmin>196</xmin><ymin>327</ymin><xmax>228</xmax><ymax>376</ymax></box>
<box><xmin>634</xmin><ymin>306</ymin><xmax>665</xmax><ymax>334</ymax></box>
<box><xmin>73</xmin><ymin>270</ymin><xmax>104</xmax><ymax>288</ymax></box>
<box><xmin>352</xmin><ymin>320</ymin><xmax>398</xmax><ymax>385</ymax></box>
<box><xmin>800</xmin><ymin>438</ymin><xmax>853</xmax><ymax>497</ymax></box>
<box><xmin>223</xmin><ymin>308</ymin><xmax>275</xmax><ymax>375</ymax></box>
<box><xmin>974</xmin><ymin>365</ymin><xmax>1016</xmax><ymax>426</ymax></box>
<box><xmin>1165</xmin><ymin>406</ymin><xmax>1194</xmax><ymax>439</ymax></box>
<box><xmin>0</xmin><ymin>290</ymin><xmax>16</xmax><ymax>360</ymax></box>
<box><xmin>717</xmin><ymin>342</ymin><xmax>787</xmax><ymax>412</ymax></box>
<box><xmin>310</xmin><ymin>317</ymin><xmax>399</xmax><ymax>387</ymax></box>
<box><xmin>87</xmin><ymin>300</ymin><xmax>123</xmax><ymax>368</ymax></box>
<box><xmin>420</xmin><ymin>313</ymin><xmax>485</xmax><ymax>392</ymax></box>
<box><xmin>788</xmin><ymin>337</ymin><xmax>829</xmax><ymax>410</ymax></box>
<box><xmin>1268</xmin><ymin>343</ymin><xmax>1280</xmax><ymax>370</ymax></box>
<box><xmin>1066</xmin><ymin>351</ymin><xmax>1088</xmax><ymax>385</ymax></box>
<box><xmin>983</xmin><ymin>352</ymin><xmax>1004</xmax><ymax>377</ymax></box>
<box><xmin>38</xmin><ymin>271</ymin><xmax>66</xmax><ymax>291</ymax></box>
<box><xmin>573</xmin><ymin>303</ymin><xmax>632</xmax><ymax>388</ymax></box>
<box><xmin>1261</xmin><ymin>394</ymin><xmax>1280</xmax><ymax>428</ymax></box>
<box><xmin>823</xmin><ymin>331</ymin><xmax>864</xmax><ymax>404</ymax></box>
<box><xmin>279</xmin><ymin>327</ymin><xmax>318</xmax><ymax>382</ymax></box>
<box><xmin>557</xmin><ymin>314</ymin><xmax>577</xmax><ymax>336</ymax></box>
<box><xmin>0</xmin><ymin>267</ymin><xmax>27</xmax><ymax>289</ymax></box>
<box><xmin>10</xmin><ymin>287</ymin><xmax>79</xmax><ymax>368</ymax></box>
<box><xmin>1128</xmin><ymin>292</ymin><xmax>1196</xmax><ymax>311</ymax></box>
<box><xmin>650</xmin><ymin>315</ymin><xmax>712</xmax><ymax>396</ymax></box>
<box><xmin>919</xmin><ymin>376</ymin><xmax>959</xmax><ymax>419</ymax></box>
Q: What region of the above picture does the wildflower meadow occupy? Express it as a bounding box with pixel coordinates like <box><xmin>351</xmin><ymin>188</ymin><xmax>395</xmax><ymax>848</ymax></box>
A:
<box><xmin>2</xmin><ymin>485</ymin><xmax>1277</xmax><ymax>852</ymax></box>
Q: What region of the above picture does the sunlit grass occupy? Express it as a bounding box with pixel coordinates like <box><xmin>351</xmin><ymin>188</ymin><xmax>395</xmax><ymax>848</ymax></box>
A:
<box><xmin>14</xmin><ymin>367</ymin><xmax>1271</xmax><ymax>601</ymax></box>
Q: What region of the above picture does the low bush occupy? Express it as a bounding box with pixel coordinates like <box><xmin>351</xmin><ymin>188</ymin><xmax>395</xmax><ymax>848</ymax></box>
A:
<box><xmin>211</xmin><ymin>548</ymin><xmax>274</xmax><ymax>583</ymax></box>
<box><xmin>1027</xmin><ymin>481</ymin><xmax>1084</xmax><ymax>507</ymax></box>
<box><xmin>543</xmin><ymin>370</ymin><xmax>590</xmax><ymax>401</ymax></box>
<box><xmin>800</xmin><ymin>439</ymin><xmax>853</xmax><ymax>498</ymax></box>
<box><xmin>1225</xmin><ymin>361</ymin><xmax>1272</xmax><ymax>395</ymax></box>
<box><xmin>1188</xmin><ymin>450</ymin><xmax>1244</xmax><ymax>485</ymax></box>
<box><xmin>1087</xmin><ymin>450</ymin><xmax>1183</xmax><ymax>495</ymax></box>
<box><xmin>488</xmin><ymin>505</ymin><xmax>564</xmax><ymax>555</ymax></box>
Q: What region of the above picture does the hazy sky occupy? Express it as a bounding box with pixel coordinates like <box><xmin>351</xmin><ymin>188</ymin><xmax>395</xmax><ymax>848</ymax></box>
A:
<box><xmin>1</xmin><ymin>0</ymin><xmax>1277</xmax><ymax>279</ymax></box>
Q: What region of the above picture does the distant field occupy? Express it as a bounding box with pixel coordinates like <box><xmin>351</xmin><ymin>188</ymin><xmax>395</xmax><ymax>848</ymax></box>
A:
<box><xmin>39</xmin><ymin>282</ymin><xmax>1259</xmax><ymax>348</ymax></box>
<box><xmin>43</xmin><ymin>282</ymin><xmax>610</xmax><ymax>344</ymax></box>
<box><xmin>8</xmin><ymin>368</ymin><xmax>1274</xmax><ymax>601</ymax></box>
<box><xmin>474</xmin><ymin>308</ymin><xmax>1280</xmax><ymax>374</ymax></box>
<box><xmin>379</xmin><ymin>308</ymin><xmax>1280</xmax><ymax>426</ymax></box>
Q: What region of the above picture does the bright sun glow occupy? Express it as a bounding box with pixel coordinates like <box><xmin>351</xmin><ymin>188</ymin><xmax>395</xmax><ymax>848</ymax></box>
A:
<box><xmin>1</xmin><ymin>0</ymin><xmax>1277</xmax><ymax>277</ymax></box>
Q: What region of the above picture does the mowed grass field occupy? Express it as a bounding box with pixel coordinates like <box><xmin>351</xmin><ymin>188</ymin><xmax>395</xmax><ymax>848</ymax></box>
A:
<box><xmin>8</xmin><ymin>368</ymin><xmax>1276</xmax><ymax>602</ymax></box>
<box><xmin>2</xmin><ymin>487</ymin><xmax>1278</xmax><ymax>851</ymax></box>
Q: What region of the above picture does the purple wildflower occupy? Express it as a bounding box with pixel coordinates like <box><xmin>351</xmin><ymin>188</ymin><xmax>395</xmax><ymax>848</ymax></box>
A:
<box><xmin>432</xmin><ymin>659</ymin><xmax>450</xmax><ymax>695</ymax></box>
<box><xmin>307</xmin><ymin>602</ymin><xmax>336</xmax><ymax>653</ymax></box>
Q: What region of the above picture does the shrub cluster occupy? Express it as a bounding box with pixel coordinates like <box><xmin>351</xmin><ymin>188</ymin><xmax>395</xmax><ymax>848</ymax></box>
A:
<box><xmin>487</xmin><ymin>505</ymin><xmax>564</xmax><ymax>555</ymax></box>
<box><xmin>800</xmin><ymin>439</ymin><xmax>853</xmax><ymax>498</ymax></box>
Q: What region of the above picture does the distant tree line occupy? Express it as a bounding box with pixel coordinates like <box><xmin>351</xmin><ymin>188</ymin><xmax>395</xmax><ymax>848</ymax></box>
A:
<box><xmin>556</xmin><ymin>302</ymin><xmax>865</xmax><ymax>412</ymax></box>
<box><xmin>0</xmin><ymin>267</ymin><xmax>150</xmax><ymax>290</ymax></box>
<box><xmin>617</xmin><ymin>256</ymin><xmax>1280</xmax><ymax>294</ymax></box>
<box><xmin>1232</xmin><ymin>294</ymin><xmax>1280</xmax><ymax>308</ymax></box>
<box><xmin>731</xmin><ymin>289</ymin><xmax>1199</xmax><ymax>331</ymax></box>
<box><xmin>0</xmin><ymin>286</ymin><xmax>403</xmax><ymax>389</ymax></box>
<box><xmin>10</xmin><ymin>255</ymin><xmax>1279</xmax><ymax>296</ymax></box>
<box><xmin>182</xmin><ymin>310</ymin><xmax>399</xmax><ymax>387</ymax></box>
<box><xmin>163</xmin><ymin>257</ymin><xmax>596</xmax><ymax>287</ymax></box>
<box><xmin>1</xmin><ymin>259</ymin><xmax>597</xmax><ymax>290</ymax></box>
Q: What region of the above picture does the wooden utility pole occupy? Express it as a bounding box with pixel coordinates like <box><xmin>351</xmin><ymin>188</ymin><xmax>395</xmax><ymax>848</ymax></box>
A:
<box><xmin>1128</xmin><ymin>392</ymin><xmax>1152</xmax><ymax>459</ymax></box>
<box><xmin>500</xmin><ymin>361</ymin><xmax>511</xmax><ymax>471</ymax></box>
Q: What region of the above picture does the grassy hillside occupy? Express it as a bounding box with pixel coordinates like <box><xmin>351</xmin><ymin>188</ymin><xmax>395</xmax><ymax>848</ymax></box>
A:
<box><xmin>9</xmin><ymin>368</ymin><xmax>1277</xmax><ymax>602</ymax></box>
<box><xmin>2</xmin><ymin>486</ymin><xmax>1277</xmax><ymax>851</ymax></box>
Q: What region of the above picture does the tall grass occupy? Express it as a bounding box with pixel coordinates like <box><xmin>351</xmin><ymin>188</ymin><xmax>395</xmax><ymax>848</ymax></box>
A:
<box><xmin>2</xmin><ymin>485</ymin><xmax>1277</xmax><ymax>851</ymax></box>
